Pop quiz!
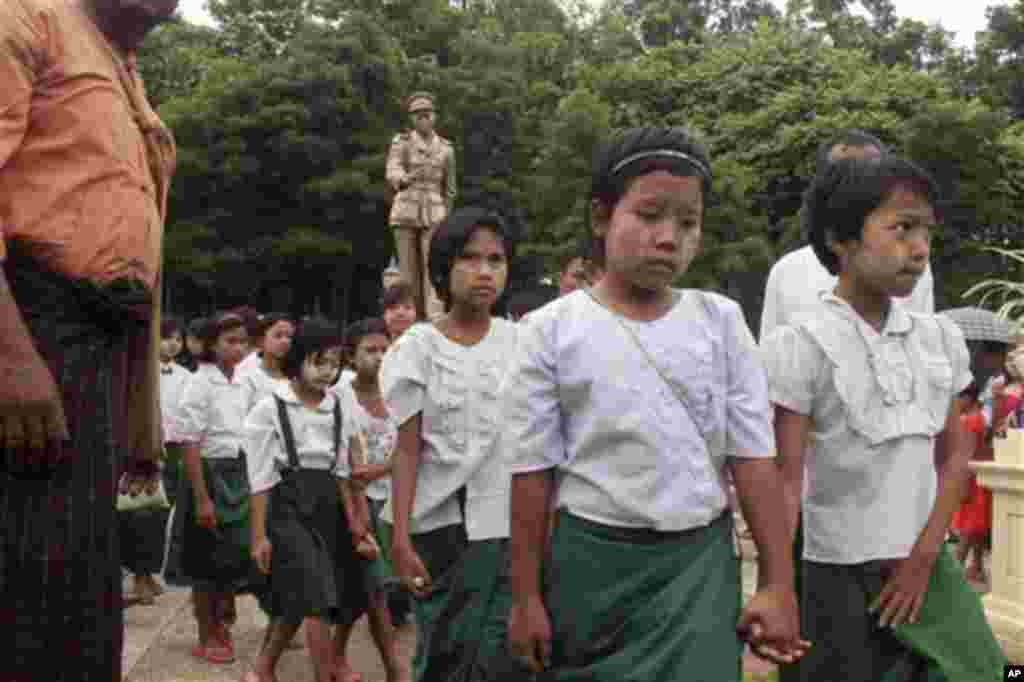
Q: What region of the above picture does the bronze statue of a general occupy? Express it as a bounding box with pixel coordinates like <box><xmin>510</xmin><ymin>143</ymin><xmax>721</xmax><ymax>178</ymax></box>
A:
<box><xmin>386</xmin><ymin>92</ymin><xmax>456</xmax><ymax>319</ymax></box>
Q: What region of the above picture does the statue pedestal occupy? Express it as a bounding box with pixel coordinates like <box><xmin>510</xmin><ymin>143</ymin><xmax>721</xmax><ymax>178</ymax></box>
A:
<box><xmin>974</xmin><ymin>451</ymin><xmax>1024</xmax><ymax>662</ymax></box>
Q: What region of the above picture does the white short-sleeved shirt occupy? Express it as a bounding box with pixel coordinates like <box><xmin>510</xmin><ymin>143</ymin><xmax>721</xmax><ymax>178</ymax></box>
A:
<box><xmin>379</xmin><ymin>319</ymin><xmax>519</xmax><ymax>541</ymax></box>
<box><xmin>239</xmin><ymin>362</ymin><xmax>291</xmax><ymax>416</ymax></box>
<box><xmin>177</xmin><ymin>363</ymin><xmax>250</xmax><ymax>459</ymax></box>
<box><xmin>236</xmin><ymin>350</ymin><xmax>262</xmax><ymax>377</ymax></box>
<box><xmin>761</xmin><ymin>294</ymin><xmax>971</xmax><ymax>564</ymax></box>
<box><xmin>760</xmin><ymin>245</ymin><xmax>934</xmax><ymax>340</ymax></box>
<box><xmin>333</xmin><ymin>380</ymin><xmax>398</xmax><ymax>502</ymax></box>
<box><xmin>160</xmin><ymin>361</ymin><xmax>191</xmax><ymax>444</ymax></box>
<box><xmin>243</xmin><ymin>385</ymin><xmax>351</xmax><ymax>495</ymax></box>
<box><xmin>501</xmin><ymin>289</ymin><xmax>775</xmax><ymax>532</ymax></box>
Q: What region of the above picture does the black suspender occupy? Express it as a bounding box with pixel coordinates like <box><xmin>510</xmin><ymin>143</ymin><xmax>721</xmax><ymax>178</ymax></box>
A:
<box><xmin>274</xmin><ymin>395</ymin><xmax>343</xmax><ymax>472</ymax></box>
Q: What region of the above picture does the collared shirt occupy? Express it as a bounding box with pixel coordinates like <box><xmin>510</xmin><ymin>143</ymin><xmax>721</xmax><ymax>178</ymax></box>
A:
<box><xmin>239</xmin><ymin>362</ymin><xmax>290</xmax><ymax>416</ymax></box>
<box><xmin>761</xmin><ymin>294</ymin><xmax>971</xmax><ymax>564</ymax></box>
<box><xmin>177</xmin><ymin>363</ymin><xmax>249</xmax><ymax>460</ymax></box>
<box><xmin>385</xmin><ymin>131</ymin><xmax>456</xmax><ymax>228</ymax></box>
<box><xmin>760</xmin><ymin>245</ymin><xmax>934</xmax><ymax>340</ymax></box>
<box><xmin>236</xmin><ymin>351</ymin><xmax>262</xmax><ymax>378</ymax></box>
<box><xmin>379</xmin><ymin>319</ymin><xmax>519</xmax><ymax>540</ymax></box>
<box><xmin>501</xmin><ymin>289</ymin><xmax>775</xmax><ymax>532</ymax></box>
<box><xmin>0</xmin><ymin>0</ymin><xmax>176</xmax><ymax>288</ymax></box>
<box><xmin>333</xmin><ymin>379</ymin><xmax>398</xmax><ymax>502</ymax></box>
<box><xmin>159</xmin><ymin>360</ymin><xmax>191</xmax><ymax>443</ymax></box>
<box><xmin>243</xmin><ymin>385</ymin><xmax>351</xmax><ymax>495</ymax></box>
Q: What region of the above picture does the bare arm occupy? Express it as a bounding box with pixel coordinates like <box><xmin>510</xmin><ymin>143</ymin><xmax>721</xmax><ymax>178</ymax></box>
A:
<box><xmin>917</xmin><ymin>399</ymin><xmax>967</xmax><ymax>558</ymax></box>
<box><xmin>390</xmin><ymin>414</ymin><xmax>422</xmax><ymax>545</ymax></box>
<box><xmin>774</xmin><ymin>405</ymin><xmax>809</xmax><ymax>543</ymax></box>
<box><xmin>182</xmin><ymin>443</ymin><xmax>210</xmax><ymax>505</ymax></box>
<box><xmin>509</xmin><ymin>470</ymin><xmax>555</xmax><ymax>601</ymax></box>
<box><xmin>731</xmin><ymin>458</ymin><xmax>796</xmax><ymax>590</ymax></box>
<box><xmin>250</xmin><ymin>489</ymin><xmax>269</xmax><ymax>544</ymax></box>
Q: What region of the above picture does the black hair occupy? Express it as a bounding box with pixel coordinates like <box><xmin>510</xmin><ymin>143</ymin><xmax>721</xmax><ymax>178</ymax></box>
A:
<box><xmin>589</xmin><ymin>127</ymin><xmax>713</xmax><ymax>267</ymax></box>
<box><xmin>281</xmin><ymin>318</ymin><xmax>345</xmax><ymax>380</ymax></box>
<box><xmin>187</xmin><ymin>317</ymin><xmax>209</xmax><ymax>338</ymax></box>
<box><xmin>251</xmin><ymin>312</ymin><xmax>295</xmax><ymax>343</ymax></box>
<box><xmin>160</xmin><ymin>317</ymin><xmax>182</xmax><ymax>339</ymax></box>
<box><xmin>814</xmin><ymin>130</ymin><xmax>888</xmax><ymax>177</ymax></box>
<box><xmin>558</xmin><ymin>240</ymin><xmax>592</xmax><ymax>273</ymax></box>
<box><xmin>428</xmin><ymin>206</ymin><xmax>516</xmax><ymax>311</ymax></box>
<box><xmin>197</xmin><ymin>312</ymin><xmax>246</xmax><ymax>363</ymax></box>
<box><xmin>508</xmin><ymin>286</ymin><xmax>558</xmax><ymax>320</ymax></box>
<box><xmin>343</xmin><ymin>318</ymin><xmax>390</xmax><ymax>359</ymax></box>
<box><xmin>381</xmin><ymin>282</ymin><xmax>415</xmax><ymax>310</ymax></box>
<box><xmin>227</xmin><ymin>306</ymin><xmax>262</xmax><ymax>340</ymax></box>
<box><xmin>805</xmin><ymin>155</ymin><xmax>941</xmax><ymax>276</ymax></box>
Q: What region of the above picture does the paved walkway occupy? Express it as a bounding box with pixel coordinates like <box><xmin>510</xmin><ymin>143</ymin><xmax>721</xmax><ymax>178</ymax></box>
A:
<box><xmin>124</xmin><ymin>542</ymin><xmax>991</xmax><ymax>682</ymax></box>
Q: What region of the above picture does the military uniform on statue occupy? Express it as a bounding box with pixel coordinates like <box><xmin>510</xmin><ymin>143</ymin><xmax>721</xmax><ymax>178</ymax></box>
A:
<box><xmin>385</xmin><ymin>92</ymin><xmax>456</xmax><ymax>320</ymax></box>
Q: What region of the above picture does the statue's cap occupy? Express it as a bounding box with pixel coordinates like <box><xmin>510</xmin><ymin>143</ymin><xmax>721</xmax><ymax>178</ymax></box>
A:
<box><xmin>406</xmin><ymin>92</ymin><xmax>436</xmax><ymax>113</ymax></box>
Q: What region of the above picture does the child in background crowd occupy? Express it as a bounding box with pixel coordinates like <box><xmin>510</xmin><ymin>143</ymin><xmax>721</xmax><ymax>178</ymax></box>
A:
<box><xmin>242</xmin><ymin>320</ymin><xmax>360</xmax><ymax>682</ymax></box>
<box><xmin>503</xmin><ymin>127</ymin><xmax>804</xmax><ymax>682</ymax></box>
<box><xmin>762</xmin><ymin>156</ymin><xmax>1005</xmax><ymax>680</ymax></box>
<box><xmin>951</xmin><ymin>381</ymin><xmax>992</xmax><ymax>582</ymax></box>
<box><xmin>240</xmin><ymin>313</ymin><xmax>296</xmax><ymax>414</ymax></box>
<box><xmin>177</xmin><ymin>312</ymin><xmax>254</xmax><ymax>665</ymax></box>
<box><xmin>382</xmin><ymin>282</ymin><xmax>417</xmax><ymax>340</ymax></box>
<box><xmin>180</xmin><ymin>317</ymin><xmax>208</xmax><ymax>373</ymax></box>
<box><xmin>120</xmin><ymin>318</ymin><xmax>190</xmax><ymax>605</ymax></box>
<box><xmin>381</xmin><ymin>207</ymin><xmax>523</xmax><ymax>681</ymax></box>
<box><xmin>333</xmin><ymin>318</ymin><xmax>410</xmax><ymax>682</ymax></box>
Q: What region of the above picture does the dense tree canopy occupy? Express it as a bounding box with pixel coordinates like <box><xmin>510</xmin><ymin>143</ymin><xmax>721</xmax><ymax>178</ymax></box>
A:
<box><xmin>145</xmin><ymin>0</ymin><xmax>1024</xmax><ymax>328</ymax></box>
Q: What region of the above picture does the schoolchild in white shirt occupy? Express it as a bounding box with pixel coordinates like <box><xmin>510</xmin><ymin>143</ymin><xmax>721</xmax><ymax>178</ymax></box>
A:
<box><xmin>177</xmin><ymin>312</ymin><xmax>253</xmax><ymax>665</ymax></box>
<box><xmin>239</xmin><ymin>313</ymin><xmax>295</xmax><ymax>415</ymax></box>
<box><xmin>762</xmin><ymin>156</ymin><xmax>1006</xmax><ymax>681</ymax></box>
<box><xmin>121</xmin><ymin>317</ymin><xmax>190</xmax><ymax>605</ymax></box>
<box><xmin>502</xmin><ymin>126</ymin><xmax>807</xmax><ymax>681</ymax></box>
<box><xmin>380</xmin><ymin>207</ymin><xmax>523</xmax><ymax>681</ymax></box>
<box><xmin>243</xmin><ymin>319</ymin><xmax>373</xmax><ymax>682</ymax></box>
<box><xmin>331</xmin><ymin>317</ymin><xmax>409</xmax><ymax>682</ymax></box>
<box><xmin>381</xmin><ymin>281</ymin><xmax>417</xmax><ymax>340</ymax></box>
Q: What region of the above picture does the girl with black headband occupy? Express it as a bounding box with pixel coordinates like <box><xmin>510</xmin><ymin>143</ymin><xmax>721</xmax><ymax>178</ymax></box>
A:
<box><xmin>379</xmin><ymin>207</ymin><xmax>524</xmax><ymax>681</ymax></box>
<box><xmin>502</xmin><ymin>127</ymin><xmax>808</xmax><ymax>681</ymax></box>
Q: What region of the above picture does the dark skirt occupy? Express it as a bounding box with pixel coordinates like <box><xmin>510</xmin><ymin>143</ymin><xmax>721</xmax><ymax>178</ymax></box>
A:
<box><xmin>180</xmin><ymin>455</ymin><xmax>257</xmax><ymax>592</ymax></box>
<box><xmin>391</xmin><ymin>523</ymin><xmax>524</xmax><ymax>682</ymax></box>
<box><xmin>120</xmin><ymin>453</ymin><xmax>178</xmax><ymax>576</ymax></box>
<box><xmin>800</xmin><ymin>547</ymin><xmax>1006</xmax><ymax>682</ymax></box>
<box><xmin>542</xmin><ymin>511</ymin><xmax>742</xmax><ymax>682</ymax></box>
<box><xmin>266</xmin><ymin>469</ymin><xmax>367</xmax><ymax>623</ymax></box>
<box><xmin>161</xmin><ymin>455</ymin><xmax>191</xmax><ymax>587</ymax></box>
<box><xmin>0</xmin><ymin>253</ymin><xmax>151</xmax><ymax>682</ymax></box>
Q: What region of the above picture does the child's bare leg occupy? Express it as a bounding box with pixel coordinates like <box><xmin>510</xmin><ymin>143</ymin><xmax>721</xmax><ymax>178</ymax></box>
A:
<box><xmin>192</xmin><ymin>590</ymin><xmax>213</xmax><ymax>646</ymax></box>
<box><xmin>251</xmin><ymin>619</ymin><xmax>302</xmax><ymax>682</ymax></box>
<box><xmin>367</xmin><ymin>592</ymin><xmax>410</xmax><ymax>682</ymax></box>
<box><xmin>304</xmin><ymin>617</ymin><xmax>335</xmax><ymax>682</ymax></box>
<box><xmin>332</xmin><ymin>614</ymin><xmax>359</xmax><ymax>680</ymax></box>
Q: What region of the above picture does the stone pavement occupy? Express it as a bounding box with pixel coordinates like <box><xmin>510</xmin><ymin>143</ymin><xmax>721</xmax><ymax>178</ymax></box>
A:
<box><xmin>124</xmin><ymin>544</ymin><xmax>991</xmax><ymax>682</ymax></box>
<box><xmin>124</xmin><ymin>559</ymin><xmax>774</xmax><ymax>682</ymax></box>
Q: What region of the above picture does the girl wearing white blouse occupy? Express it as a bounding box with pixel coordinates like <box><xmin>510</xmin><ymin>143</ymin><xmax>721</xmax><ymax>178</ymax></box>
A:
<box><xmin>177</xmin><ymin>312</ymin><xmax>253</xmax><ymax>665</ymax></box>
<box><xmin>502</xmin><ymin>127</ymin><xmax>808</xmax><ymax>681</ymax></box>
<box><xmin>380</xmin><ymin>207</ymin><xmax>524</xmax><ymax>681</ymax></box>
<box><xmin>332</xmin><ymin>317</ymin><xmax>410</xmax><ymax>682</ymax></box>
<box><xmin>242</xmin><ymin>319</ymin><xmax>370</xmax><ymax>682</ymax></box>
<box><xmin>239</xmin><ymin>313</ymin><xmax>295</xmax><ymax>415</ymax></box>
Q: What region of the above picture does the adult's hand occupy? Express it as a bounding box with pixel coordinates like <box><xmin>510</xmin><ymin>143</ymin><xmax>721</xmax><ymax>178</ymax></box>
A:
<box><xmin>0</xmin><ymin>352</ymin><xmax>70</xmax><ymax>471</ymax></box>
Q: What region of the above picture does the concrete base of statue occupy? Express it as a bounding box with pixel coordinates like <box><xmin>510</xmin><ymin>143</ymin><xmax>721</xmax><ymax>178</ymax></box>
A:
<box><xmin>974</xmin><ymin>446</ymin><xmax>1024</xmax><ymax>662</ymax></box>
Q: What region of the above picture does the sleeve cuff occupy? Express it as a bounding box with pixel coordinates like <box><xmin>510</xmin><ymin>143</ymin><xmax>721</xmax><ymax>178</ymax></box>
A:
<box><xmin>768</xmin><ymin>388</ymin><xmax>811</xmax><ymax>416</ymax></box>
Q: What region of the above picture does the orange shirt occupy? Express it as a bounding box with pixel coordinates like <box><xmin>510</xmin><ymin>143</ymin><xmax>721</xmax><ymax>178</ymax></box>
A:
<box><xmin>0</xmin><ymin>0</ymin><xmax>176</xmax><ymax>291</ymax></box>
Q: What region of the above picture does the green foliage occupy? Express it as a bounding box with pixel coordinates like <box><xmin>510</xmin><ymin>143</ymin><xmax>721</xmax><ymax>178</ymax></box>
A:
<box><xmin>141</xmin><ymin>0</ymin><xmax>1024</xmax><ymax>322</ymax></box>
